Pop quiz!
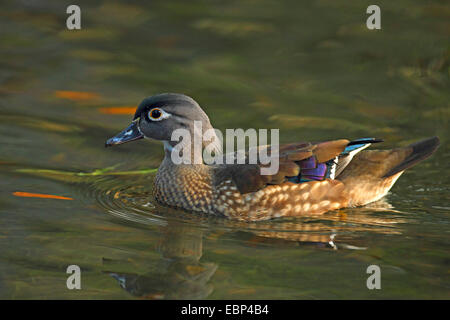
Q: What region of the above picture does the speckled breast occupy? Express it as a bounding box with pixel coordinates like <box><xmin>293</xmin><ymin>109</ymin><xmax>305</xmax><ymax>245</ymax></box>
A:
<box><xmin>153</xmin><ymin>163</ymin><xmax>215</xmax><ymax>214</ymax></box>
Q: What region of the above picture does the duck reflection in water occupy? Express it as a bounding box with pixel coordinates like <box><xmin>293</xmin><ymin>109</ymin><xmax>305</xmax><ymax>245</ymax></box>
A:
<box><xmin>237</xmin><ymin>198</ymin><xmax>405</xmax><ymax>250</ymax></box>
<box><xmin>104</xmin><ymin>222</ymin><xmax>217</xmax><ymax>299</ymax></box>
<box><xmin>103</xmin><ymin>196</ymin><xmax>404</xmax><ymax>299</ymax></box>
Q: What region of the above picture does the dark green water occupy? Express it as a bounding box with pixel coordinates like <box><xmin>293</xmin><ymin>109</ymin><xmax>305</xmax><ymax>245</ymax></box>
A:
<box><xmin>0</xmin><ymin>0</ymin><xmax>449</xmax><ymax>299</ymax></box>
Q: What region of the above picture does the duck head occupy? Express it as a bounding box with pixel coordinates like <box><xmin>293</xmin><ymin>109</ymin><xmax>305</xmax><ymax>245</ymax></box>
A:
<box><xmin>105</xmin><ymin>93</ymin><xmax>216</xmax><ymax>151</ymax></box>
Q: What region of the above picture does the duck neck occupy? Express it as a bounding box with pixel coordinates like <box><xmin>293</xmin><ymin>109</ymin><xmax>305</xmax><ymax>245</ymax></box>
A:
<box><xmin>162</xmin><ymin>139</ymin><xmax>204</xmax><ymax>166</ymax></box>
<box><xmin>161</xmin><ymin>125</ymin><xmax>222</xmax><ymax>167</ymax></box>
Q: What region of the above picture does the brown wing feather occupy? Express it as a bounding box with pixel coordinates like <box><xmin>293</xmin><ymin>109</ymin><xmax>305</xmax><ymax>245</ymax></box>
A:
<box><xmin>337</xmin><ymin>136</ymin><xmax>440</xmax><ymax>206</ymax></box>
<box><xmin>213</xmin><ymin>139</ymin><xmax>350</xmax><ymax>194</ymax></box>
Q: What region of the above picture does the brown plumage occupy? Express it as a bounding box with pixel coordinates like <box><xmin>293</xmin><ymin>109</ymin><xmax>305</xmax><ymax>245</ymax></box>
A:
<box><xmin>106</xmin><ymin>93</ymin><xmax>440</xmax><ymax>221</ymax></box>
<box><xmin>338</xmin><ymin>137</ymin><xmax>440</xmax><ymax>207</ymax></box>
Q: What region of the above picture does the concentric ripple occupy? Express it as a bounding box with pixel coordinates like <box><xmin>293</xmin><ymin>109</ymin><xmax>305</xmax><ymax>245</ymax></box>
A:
<box><xmin>79</xmin><ymin>174</ymin><xmax>168</xmax><ymax>226</ymax></box>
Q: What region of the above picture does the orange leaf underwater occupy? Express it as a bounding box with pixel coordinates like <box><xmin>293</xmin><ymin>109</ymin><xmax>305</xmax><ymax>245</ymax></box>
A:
<box><xmin>98</xmin><ymin>106</ymin><xmax>136</xmax><ymax>115</ymax></box>
<box><xmin>13</xmin><ymin>192</ymin><xmax>73</xmax><ymax>200</ymax></box>
<box><xmin>54</xmin><ymin>90</ymin><xmax>100</xmax><ymax>101</ymax></box>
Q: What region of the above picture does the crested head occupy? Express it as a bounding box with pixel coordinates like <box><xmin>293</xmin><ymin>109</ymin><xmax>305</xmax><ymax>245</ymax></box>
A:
<box><xmin>135</xmin><ymin>93</ymin><xmax>213</xmax><ymax>142</ymax></box>
<box><xmin>105</xmin><ymin>93</ymin><xmax>221</xmax><ymax>160</ymax></box>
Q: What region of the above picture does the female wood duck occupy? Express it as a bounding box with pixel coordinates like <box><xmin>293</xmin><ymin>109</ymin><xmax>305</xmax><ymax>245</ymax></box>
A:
<box><xmin>106</xmin><ymin>93</ymin><xmax>440</xmax><ymax>221</ymax></box>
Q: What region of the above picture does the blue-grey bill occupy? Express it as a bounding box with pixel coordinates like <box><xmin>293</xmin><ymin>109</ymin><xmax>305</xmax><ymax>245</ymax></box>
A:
<box><xmin>105</xmin><ymin>121</ymin><xmax>144</xmax><ymax>147</ymax></box>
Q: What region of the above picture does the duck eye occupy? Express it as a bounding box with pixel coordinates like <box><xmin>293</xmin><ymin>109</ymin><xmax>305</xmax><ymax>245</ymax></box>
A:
<box><xmin>149</xmin><ymin>108</ymin><xmax>162</xmax><ymax>120</ymax></box>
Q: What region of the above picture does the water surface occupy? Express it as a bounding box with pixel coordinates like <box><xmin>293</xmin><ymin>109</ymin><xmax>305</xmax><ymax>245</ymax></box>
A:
<box><xmin>0</xmin><ymin>0</ymin><xmax>449</xmax><ymax>299</ymax></box>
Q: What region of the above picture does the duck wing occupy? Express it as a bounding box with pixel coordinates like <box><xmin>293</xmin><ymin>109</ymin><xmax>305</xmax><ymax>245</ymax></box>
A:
<box><xmin>213</xmin><ymin>138</ymin><xmax>381</xmax><ymax>194</ymax></box>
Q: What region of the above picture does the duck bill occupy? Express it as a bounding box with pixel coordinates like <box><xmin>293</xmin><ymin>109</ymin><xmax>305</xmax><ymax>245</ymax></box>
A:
<box><xmin>105</xmin><ymin>121</ymin><xmax>144</xmax><ymax>147</ymax></box>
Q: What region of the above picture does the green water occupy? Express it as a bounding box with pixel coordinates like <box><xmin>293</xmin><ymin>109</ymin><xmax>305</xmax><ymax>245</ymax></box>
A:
<box><xmin>0</xmin><ymin>0</ymin><xmax>449</xmax><ymax>299</ymax></box>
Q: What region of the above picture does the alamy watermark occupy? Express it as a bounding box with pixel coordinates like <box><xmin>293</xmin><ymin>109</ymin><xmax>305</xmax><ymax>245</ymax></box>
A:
<box><xmin>366</xmin><ymin>5</ymin><xmax>381</xmax><ymax>30</ymax></box>
<box><xmin>165</xmin><ymin>121</ymin><xmax>280</xmax><ymax>175</ymax></box>
<box><xmin>66</xmin><ymin>5</ymin><xmax>81</xmax><ymax>30</ymax></box>
<box><xmin>66</xmin><ymin>4</ymin><xmax>381</xmax><ymax>31</ymax></box>
<box><xmin>366</xmin><ymin>265</ymin><xmax>381</xmax><ymax>289</ymax></box>
<box><xmin>66</xmin><ymin>265</ymin><xmax>81</xmax><ymax>290</ymax></box>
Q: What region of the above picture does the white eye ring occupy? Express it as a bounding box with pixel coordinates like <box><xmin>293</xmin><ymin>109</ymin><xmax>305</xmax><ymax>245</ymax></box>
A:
<box><xmin>148</xmin><ymin>108</ymin><xmax>171</xmax><ymax>121</ymax></box>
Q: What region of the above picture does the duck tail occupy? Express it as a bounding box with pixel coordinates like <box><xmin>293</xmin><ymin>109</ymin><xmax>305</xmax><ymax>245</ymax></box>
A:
<box><xmin>382</xmin><ymin>136</ymin><xmax>440</xmax><ymax>177</ymax></box>
<box><xmin>337</xmin><ymin>136</ymin><xmax>440</xmax><ymax>206</ymax></box>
